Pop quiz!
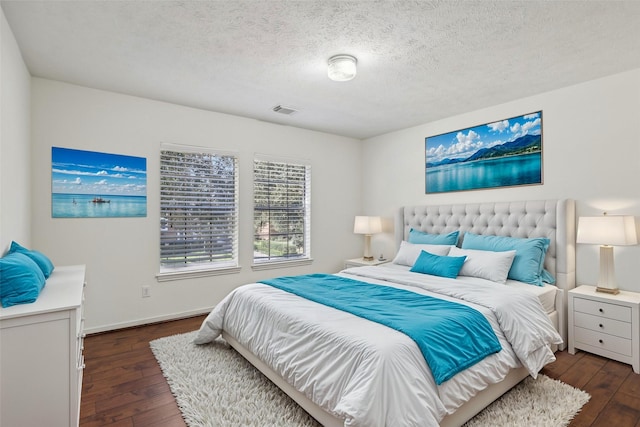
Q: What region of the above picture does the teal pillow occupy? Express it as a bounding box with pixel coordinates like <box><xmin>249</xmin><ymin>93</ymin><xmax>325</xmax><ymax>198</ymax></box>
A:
<box><xmin>540</xmin><ymin>269</ymin><xmax>556</xmax><ymax>285</ymax></box>
<box><xmin>461</xmin><ymin>233</ymin><xmax>552</xmax><ymax>286</ymax></box>
<box><xmin>410</xmin><ymin>250</ymin><xmax>467</xmax><ymax>279</ymax></box>
<box><xmin>0</xmin><ymin>252</ymin><xmax>46</xmax><ymax>308</ymax></box>
<box><xmin>408</xmin><ymin>229</ymin><xmax>459</xmax><ymax>245</ymax></box>
<box><xmin>9</xmin><ymin>241</ymin><xmax>54</xmax><ymax>278</ymax></box>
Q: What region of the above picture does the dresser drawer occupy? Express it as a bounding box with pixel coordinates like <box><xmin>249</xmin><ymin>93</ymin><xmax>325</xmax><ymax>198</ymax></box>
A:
<box><xmin>574</xmin><ymin>311</ymin><xmax>632</xmax><ymax>339</ymax></box>
<box><xmin>573</xmin><ymin>297</ymin><xmax>631</xmax><ymax>322</ymax></box>
<box><xmin>574</xmin><ymin>326</ymin><xmax>632</xmax><ymax>356</ymax></box>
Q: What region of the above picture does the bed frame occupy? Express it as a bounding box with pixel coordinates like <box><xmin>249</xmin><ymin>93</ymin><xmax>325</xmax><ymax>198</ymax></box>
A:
<box><xmin>223</xmin><ymin>199</ymin><xmax>576</xmax><ymax>427</ymax></box>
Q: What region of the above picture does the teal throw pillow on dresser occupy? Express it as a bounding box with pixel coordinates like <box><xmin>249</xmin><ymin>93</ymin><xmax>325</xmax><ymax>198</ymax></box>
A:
<box><xmin>0</xmin><ymin>252</ymin><xmax>47</xmax><ymax>308</ymax></box>
<box><xmin>8</xmin><ymin>241</ymin><xmax>55</xmax><ymax>278</ymax></box>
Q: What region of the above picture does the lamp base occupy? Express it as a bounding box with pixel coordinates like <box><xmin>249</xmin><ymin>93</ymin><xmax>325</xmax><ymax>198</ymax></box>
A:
<box><xmin>596</xmin><ymin>286</ymin><xmax>620</xmax><ymax>295</ymax></box>
<box><xmin>596</xmin><ymin>246</ymin><xmax>619</xmax><ymax>294</ymax></box>
<box><xmin>362</xmin><ymin>234</ymin><xmax>373</xmax><ymax>262</ymax></box>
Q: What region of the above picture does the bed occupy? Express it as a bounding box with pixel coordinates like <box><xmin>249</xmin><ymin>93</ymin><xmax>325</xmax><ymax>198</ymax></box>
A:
<box><xmin>195</xmin><ymin>199</ymin><xmax>576</xmax><ymax>426</ymax></box>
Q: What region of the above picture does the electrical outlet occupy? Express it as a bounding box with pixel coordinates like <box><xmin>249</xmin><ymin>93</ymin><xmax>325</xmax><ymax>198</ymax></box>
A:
<box><xmin>142</xmin><ymin>285</ymin><xmax>151</xmax><ymax>298</ymax></box>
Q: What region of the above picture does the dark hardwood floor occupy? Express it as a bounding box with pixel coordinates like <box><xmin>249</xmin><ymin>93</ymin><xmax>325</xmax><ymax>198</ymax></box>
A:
<box><xmin>79</xmin><ymin>316</ymin><xmax>204</xmax><ymax>427</ymax></box>
<box><xmin>80</xmin><ymin>315</ymin><xmax>640</xmax><ymax>426</ymax></box>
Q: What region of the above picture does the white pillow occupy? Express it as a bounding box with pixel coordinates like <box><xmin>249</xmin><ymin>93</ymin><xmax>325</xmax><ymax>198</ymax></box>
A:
<box><xmin>392</xmin><ymin>241</ymin><xmax>452</xmax><ymax>267</ymax></box>
<box><xmin>449</xmin><ymin>247</ymin><xmax>516</xmax><ymax>284</ymax></box>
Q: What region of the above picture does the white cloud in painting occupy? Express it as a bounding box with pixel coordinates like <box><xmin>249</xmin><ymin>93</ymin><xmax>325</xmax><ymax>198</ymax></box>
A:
<box><xmin>448</xmin><ymin>130</ymin><xmax>483</xmax><ymax>156</ymax></box>
<box><xmin>487</xmin><ymin>120</ymin><xmax>509</xmax><ymax>133</ymax></box>
<box><xmin>426</xmin><ymin>144</ymin><xmax>446</xmax><ymax>158</ymax></box>
<box><xmin>52</xmin><ymin>167</ymin><xmax>144</xmax><ymax>179</ymax></box>
<box><xmin>511</xmin><ymin>117</ymin><xmax>541</xmax><ymax>139</ymax></box>
<box><xmin>456</xmin><ymin>130</ymin><xmax>479</xmax><ymax>146</ymax></box>
<box><xmin>427</xmin><ymin>130</ymin><xmax>485</xmax><ymax>162</ymax></box>
<box><xmin>52</xmin><ymin>168</ymin><xmax>92</xmax><ymax>176</ymax></box>
<box><xmin>522</xmin><ymin>118</ymin><xmax>541</xmax><ymax>134</ymax></box>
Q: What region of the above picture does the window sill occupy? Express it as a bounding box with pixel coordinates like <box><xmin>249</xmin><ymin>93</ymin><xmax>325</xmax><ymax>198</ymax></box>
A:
<box><xmin>156</xmin><ymin>265</ymin><xmax>241</xmax><ymax>282</ymax></box>
<box><xmin>251</xmin><ymin>258</ymin><xmax>314</xmax><ymax>271</ymax></box>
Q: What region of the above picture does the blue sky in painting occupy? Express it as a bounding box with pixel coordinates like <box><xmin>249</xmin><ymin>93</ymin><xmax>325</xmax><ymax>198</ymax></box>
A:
<box><xmin>52</xmin><ymin>147</ymin><xmax>147</xmax><ymax>196</ymax></box>
<box><xmin>426</xmin><ymin>112</ymin><xmax>542</xmax><ymax>164</ymax></box>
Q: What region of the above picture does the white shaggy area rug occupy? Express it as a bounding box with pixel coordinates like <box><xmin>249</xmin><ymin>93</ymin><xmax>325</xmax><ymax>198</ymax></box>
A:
<box><xmin>150</xmin><ymin>331</ymin><xmax>589</xmax><ymax>427</ymax></box>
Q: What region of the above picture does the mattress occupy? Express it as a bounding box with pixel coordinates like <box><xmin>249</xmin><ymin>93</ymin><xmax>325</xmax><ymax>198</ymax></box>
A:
<box><xmin>507</xmin><ymin>280</ymin><xmax>557</xmax><ymax>314</ymax></box>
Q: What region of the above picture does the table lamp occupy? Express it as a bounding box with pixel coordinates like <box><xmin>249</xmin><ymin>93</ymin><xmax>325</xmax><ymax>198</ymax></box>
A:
<box><xmin>577</xmin><ymin>214</ymin><xmax>638</xmax><ymax>294</ymax></box>
<box><xmin>354</xmin><ymin>216</ymin><xmax>382</xmax><ymax>261</ymax></box>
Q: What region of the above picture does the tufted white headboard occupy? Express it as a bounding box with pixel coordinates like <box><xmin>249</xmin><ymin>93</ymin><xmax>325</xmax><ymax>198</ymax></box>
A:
<box><xmin>395</xmin><ymin>199</ymin><xmax>576</xmax><ymax>347</ymax></box>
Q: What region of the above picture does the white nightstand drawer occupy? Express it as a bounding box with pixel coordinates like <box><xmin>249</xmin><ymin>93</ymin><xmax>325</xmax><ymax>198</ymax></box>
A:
<box><xmin>574</xmin><ymin>326</ymin><xmax>632</xmax><ymax>356</ymax></box>
<box><xmin>574</xmin><ymin>297</ymin><xmax>631</xmax><ymax>322</ymax></box>
<box><xmin>574</xmin><ymin>311</ymin><xmax>632</xmax><ymax>339</ymax></box>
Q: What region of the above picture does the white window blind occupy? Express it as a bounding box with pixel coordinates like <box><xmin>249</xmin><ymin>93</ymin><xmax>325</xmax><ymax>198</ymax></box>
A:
<box><xmin>253</xmin><ymin>157</ymin><xmax>311</xmax><ymax>264</ymax></box>
<box><xmin>160</xmin><ymin>145</ymin><xmax>239</xmax><ymax>273</ymax></box>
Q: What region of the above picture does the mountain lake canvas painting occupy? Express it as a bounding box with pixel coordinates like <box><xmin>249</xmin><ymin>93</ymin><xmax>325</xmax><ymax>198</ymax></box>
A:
<box><xmin>425</xmin><ymin>111</ymin><xmax>543</xmax><ymax>193</ymax></box>
<box><xmin>52</xmin><ymin>147</ymin><xmax>147</xmax><ymax>218</ymax></box>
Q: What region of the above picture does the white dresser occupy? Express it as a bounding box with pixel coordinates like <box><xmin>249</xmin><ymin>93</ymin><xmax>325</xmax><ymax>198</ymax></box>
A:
<box><xmin>0</xmin><ymin>265</ymin><xmax>86</xmax><ymax>427</ymax></box>
<box><xmin>568</xmin><ymin>285</ymin><xmax>640</xmax><ymax>373</ymax></box>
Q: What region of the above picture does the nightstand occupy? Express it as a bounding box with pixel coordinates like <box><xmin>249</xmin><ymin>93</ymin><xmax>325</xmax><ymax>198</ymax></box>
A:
<box><xmin>344</xmin><ymin>258</ymin><xmax>389</xmax><ymax>269</ymax></box>
<box><xmin>568</xmin><ymin>285</ymin><xmax>640</xmax><ymax>373</ymax></box>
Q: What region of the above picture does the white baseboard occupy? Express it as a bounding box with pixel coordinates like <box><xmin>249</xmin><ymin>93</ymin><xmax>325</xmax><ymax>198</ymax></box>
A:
<box><xmin>84</xmin><ymin>307</ymin><xmax>213</xmax><ymax>335</ymax></box>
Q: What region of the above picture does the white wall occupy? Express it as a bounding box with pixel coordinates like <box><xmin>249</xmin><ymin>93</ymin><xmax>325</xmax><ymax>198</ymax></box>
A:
<box><xmin>362</xmin><ymin>69</ymin><xmax>640</xmax><ymax>292</ymax></box>
<box><xmin>31</xmin><ymin>78</ymin><xmax>363</xmax><ymax>332</ymax></box>
<box><xmin>0</xmin><ymin>9</ymin><xmax>31</xmax><ymax>252</ymax></box>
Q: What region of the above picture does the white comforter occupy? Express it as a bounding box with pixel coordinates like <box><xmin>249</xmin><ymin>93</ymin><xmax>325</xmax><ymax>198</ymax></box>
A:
<box><xmin>194</xmin><ymin>266</ymin><xmax>562</xmax><ymax>427</ymax></box>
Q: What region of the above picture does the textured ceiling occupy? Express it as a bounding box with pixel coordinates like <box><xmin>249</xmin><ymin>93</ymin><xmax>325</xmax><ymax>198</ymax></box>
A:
<box><xmin>2</xmin><ymin>1</ymin><xmax>640</xmax><ymax>139</ymax></box>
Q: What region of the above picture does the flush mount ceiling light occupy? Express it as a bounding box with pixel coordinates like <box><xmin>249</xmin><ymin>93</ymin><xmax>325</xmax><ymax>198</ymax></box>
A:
<box><xmin>328</xmin><ymin>54</ymin><xmax>357</xmax><ymax>82</ymax></box>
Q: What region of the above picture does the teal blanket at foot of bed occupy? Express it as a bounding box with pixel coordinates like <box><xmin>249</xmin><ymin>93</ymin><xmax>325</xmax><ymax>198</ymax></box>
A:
<box><xmin>260</xmin><ymin>273</ymin><xmax>501</xmax><ymax>385</ymax></box>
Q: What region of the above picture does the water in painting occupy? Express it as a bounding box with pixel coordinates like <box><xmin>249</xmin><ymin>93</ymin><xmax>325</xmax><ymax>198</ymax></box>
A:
<box><xmin>52</xmin><ymin>193</ymin><xmax>147</xmax><ymax>218</ymax></box>
<box><xmin>426</xmin><ymin>152</ymin><xmax>541</xmax><ymax>193</ymax></box>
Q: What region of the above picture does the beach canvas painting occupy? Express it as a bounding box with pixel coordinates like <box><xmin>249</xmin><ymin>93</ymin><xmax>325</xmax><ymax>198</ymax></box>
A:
<box><xmin>425</xmin><ymin>111</ymin><xmax>543</xmax><ymax>193</ymax></box>
<box><xmin>52</xmin><ymin>147</ymin><xmax>147</xmax><ymax>218</ymax></box>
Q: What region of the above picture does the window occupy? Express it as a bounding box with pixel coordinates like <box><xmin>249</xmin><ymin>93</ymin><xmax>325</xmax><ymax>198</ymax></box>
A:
<box><xmin>159</xmin><ymin>144</ymin><xmax>239</xmax><ymax>279</ymax></box>
<box><xmin>253</xmin><ymin>156</ymin><xmax>311</xmax><ymax>266</ymax></box>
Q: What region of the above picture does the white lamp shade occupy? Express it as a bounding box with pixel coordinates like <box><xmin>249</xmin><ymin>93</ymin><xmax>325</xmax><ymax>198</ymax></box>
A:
<box><xmin>328</xmin><ymin>55</ymin><xmax>357</xmax><ymax>82</ymax></box>
<box><xmin>354</xmin><ymin>216</ymin><xmax>382</xmax><ymax>235</ymax></box>
<box><xmin>577</xmin><ymin>216</ymin><xmax>638</xmax><ymax>246</ymax></box>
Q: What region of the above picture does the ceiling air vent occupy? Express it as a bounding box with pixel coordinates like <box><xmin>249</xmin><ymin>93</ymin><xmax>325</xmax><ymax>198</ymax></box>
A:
<box><xmin>272</xmin><ymin>105</ymin><xmax>298</xmax><ymax>115</ymax></box>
